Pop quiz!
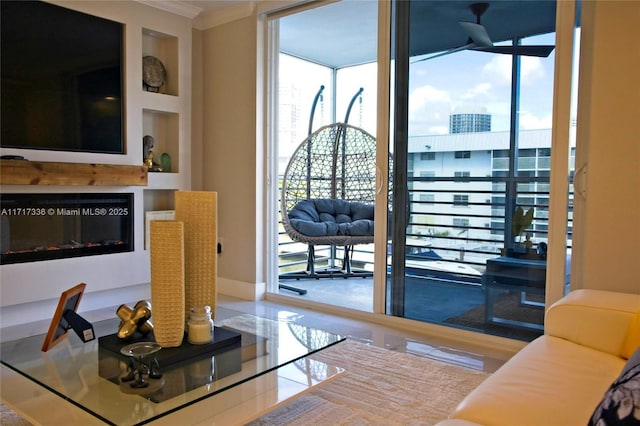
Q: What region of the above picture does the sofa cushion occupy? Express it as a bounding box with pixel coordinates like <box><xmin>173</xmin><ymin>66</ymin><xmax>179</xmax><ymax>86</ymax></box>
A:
<box><xmin>288</xmin><ymin>199</ymin><xmax>375</xmax><ymax>237</ymax></box>
<box><xmin>289</xmin><ymin>219</ymin><xmax>339</xmax><ymax>237</ymax></box>
<box><xmin>288</xmin><ymin>199</ymin><xmax>320</xmax><ymax>222</ymax></box>
<box><xmin>589</xmin><ymin>347</ymin><xmax>640</xmax><ymax>426</ymax></box>
<box><xmin>350</xmin><ymin>202</ymin><xmax>375</xmax><ymax>221</ymax></box>
<box><xmin>545</xmin><ymin>289</ymin><xmax>640</xmax><ymax>358</ymax></box>
<box><xmin>450</xmin><ymin>335</ymin><xmax>626</xmax><ymax>426</ymax></box>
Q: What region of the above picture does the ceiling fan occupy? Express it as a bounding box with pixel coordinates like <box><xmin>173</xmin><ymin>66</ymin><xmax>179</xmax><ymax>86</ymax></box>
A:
<box><xmin>415</xmin><ymin>2</ymin><xmax>555</xmax><ymax>63</ymax></box>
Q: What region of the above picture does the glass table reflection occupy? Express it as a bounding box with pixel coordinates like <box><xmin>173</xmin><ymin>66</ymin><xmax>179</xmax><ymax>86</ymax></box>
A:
<box><xmin>0</xmin><ymin>307</ymin><xmax>345</xmax><ymax>425</ymax></box>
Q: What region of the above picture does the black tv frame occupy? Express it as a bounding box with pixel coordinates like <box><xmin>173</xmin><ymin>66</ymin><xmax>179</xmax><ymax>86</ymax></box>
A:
<box><xmin>0</xmin><ymin>1</ymin><xmax>125</xmax><ymax>155</ymax></box>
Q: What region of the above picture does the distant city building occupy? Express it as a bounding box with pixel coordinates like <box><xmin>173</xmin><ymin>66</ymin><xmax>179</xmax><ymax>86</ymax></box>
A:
<box><xmin>449</xmin><ymin>107</ymin><xmax>491</xmax><ymax>134</ymax></box>
<box><xmin>406</xmin><ymin>127</ymin><xmax>577</xmax><ymax>264</ymax></box>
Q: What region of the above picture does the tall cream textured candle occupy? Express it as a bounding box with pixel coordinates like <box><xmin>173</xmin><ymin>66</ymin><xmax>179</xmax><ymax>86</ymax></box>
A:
<box><xmin>150</xmin><ymin>220</ymin><xmax>185</xmax><ymax>348</ymax></box>
<box><xmin>175</xmin><ymin>191</ymin><xmax>218</xmax><ymax>326</ymax></box>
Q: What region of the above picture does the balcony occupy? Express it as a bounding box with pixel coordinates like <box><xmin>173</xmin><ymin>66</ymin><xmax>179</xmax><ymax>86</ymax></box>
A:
<box><xmin>268</xmin><ymin>0</ymin><xmax>575</xmax><ymax>343</ymax></box>
<box><xmin>277</xmin><ymin>174</ymin><xmax>573</xmax><ymax>342</ymax></box>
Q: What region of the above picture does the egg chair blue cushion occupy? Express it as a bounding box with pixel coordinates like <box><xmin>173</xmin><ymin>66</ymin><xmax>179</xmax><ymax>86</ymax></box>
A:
<box><xmin>288</xmin><ymin>199</ymin><xmax>374</xmax><ymax>237</ymax></box>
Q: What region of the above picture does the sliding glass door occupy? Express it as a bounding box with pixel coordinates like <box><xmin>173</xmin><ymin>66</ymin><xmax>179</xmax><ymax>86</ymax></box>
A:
<box><xmin>268</xmin><ymin>1</ymin><xmax>379</xmax><ymax>311</ymax></box>
<box><xmin>388</xmin><ymin>0</ymin><xmax>577</xmax><ymax>340</ymax></box>
<box><xmin>265</xmin><ymin>0</ymin><xmax>577</xmax><ymax>342</ymax></box>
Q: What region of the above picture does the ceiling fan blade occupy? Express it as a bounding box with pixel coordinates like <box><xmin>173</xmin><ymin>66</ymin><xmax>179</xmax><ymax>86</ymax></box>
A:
<box><xmin>459</xmin><ymin>21</ymin><xmax>492</xmax><ymax>48</ymax></box>
<box><xmin>472</xmin><ymin>45</ymin><xmax>556</xmax><ymax>57</ymax></box>
<box><xmin>412</xmin><ymin>43</ymin><xmax>476</xmax><ymax>63</ymax></box>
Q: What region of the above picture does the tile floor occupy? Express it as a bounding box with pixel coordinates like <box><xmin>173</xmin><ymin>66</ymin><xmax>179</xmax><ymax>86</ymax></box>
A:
<box><xmin>217</xmin><ymin>294</ymin><xmax>511</xmax><ymax>374</ymax></box>
<box><xmin>0</xmin><ymin>295</ymin><xmax>511</xmax><ymax>426</ymax></box>
<box><xmin>276</xmin><ymin>276</ymin><xmax>544</xmax><ymax>342</ymax></box>
<box><xmin>0</xmin><ymin>294</ymin><xmax>512</xmax><ymax>375</ymax></box>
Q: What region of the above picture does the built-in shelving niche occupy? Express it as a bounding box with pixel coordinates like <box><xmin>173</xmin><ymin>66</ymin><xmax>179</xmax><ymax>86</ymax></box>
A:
<box><xmin>141</xmin><ymin>26</ymin><xmax>180</xmax><ymax>182</ymax></box>
<box><xmin>142</xmin><ymin>109</ymin><xmax>179</xmax><ymax>174</ymax></box>
<box><xmin>142</xmin><ymin>28</ymin><xmax>179</xmax><ymax>96</ymax></box>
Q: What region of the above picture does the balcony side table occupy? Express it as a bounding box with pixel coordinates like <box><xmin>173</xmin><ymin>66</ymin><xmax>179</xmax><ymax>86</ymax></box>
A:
<box><xmin>482</xmin><ymin>256</ymin><xmax>547</xmax><ymax>331</ymax></box>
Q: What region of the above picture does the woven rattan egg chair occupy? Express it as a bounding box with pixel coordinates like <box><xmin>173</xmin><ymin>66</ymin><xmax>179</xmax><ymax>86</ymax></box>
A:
<box><xmin>279</xmin><ymin>122</ymin><xmax>377</xmax><ymax>285</ymax></box>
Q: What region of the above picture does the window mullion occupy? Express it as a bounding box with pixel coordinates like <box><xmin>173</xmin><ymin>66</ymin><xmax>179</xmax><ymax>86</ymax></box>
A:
<box><xmin>505</xmin><ymin>39</ymin><xmax>522</xmax><ymax>249</ymax></box>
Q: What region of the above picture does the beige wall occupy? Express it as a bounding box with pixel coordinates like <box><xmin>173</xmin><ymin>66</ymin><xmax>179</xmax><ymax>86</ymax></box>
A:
<box><xmin>571</xmin><ymin>0</ymin><xmax>640</xmax><ymax>293</ymax></box>
<box><xmin>200</xmin><ymin>13</ymin><xmax>260</xmax><ymax>286</ymax></box>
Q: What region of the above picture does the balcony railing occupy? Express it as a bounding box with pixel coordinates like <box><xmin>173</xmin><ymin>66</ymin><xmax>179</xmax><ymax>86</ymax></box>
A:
<box><xmin>278</xmin><ymin>174</ymin><xmax>573</xmax><ymax>282</ymax></box>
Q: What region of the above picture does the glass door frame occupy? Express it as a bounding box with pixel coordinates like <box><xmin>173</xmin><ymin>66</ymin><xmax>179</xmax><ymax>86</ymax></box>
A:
<box><xmin>263</xmin><ymin>1</ymin><xmax>391</xmax><ymax>314</ymax></box>
<box><xmin>262</xmin><ymin>0</ymin><xmax>576</xmax><ymax>324</ymax></box>
<box><xmin>386</xmin><ymin>0</ymin><xmax>578</xmax><ymax>318</ymax></box>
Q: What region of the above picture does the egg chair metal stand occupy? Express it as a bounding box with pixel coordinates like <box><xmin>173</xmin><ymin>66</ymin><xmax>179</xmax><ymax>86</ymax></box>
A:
<box><xmin>279</xmin><ymin>112</ymin><xmax>377</xmax><ymax>289</ymax></box>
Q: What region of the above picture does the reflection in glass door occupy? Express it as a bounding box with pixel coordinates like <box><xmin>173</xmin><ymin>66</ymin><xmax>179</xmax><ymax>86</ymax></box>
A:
<box><xmin>388</xmin><ymin>0</ymin><xmax>577</xmax><ymax>341</ymax></box>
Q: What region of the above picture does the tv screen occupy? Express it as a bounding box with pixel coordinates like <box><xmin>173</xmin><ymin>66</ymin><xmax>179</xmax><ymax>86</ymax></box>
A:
<box><xmin>1</xmin><ymin>1</ymin><xmax>124</xmax><ymax>154</ymax></box>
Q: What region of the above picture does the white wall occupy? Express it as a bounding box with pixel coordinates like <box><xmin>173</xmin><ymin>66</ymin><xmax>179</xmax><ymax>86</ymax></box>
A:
<box><xmin>571</xmin><ymin>0</ymin><xmax>640</xmax><ymax>293</ymax></box>
<box><xmin>0</xmin><ymin>1</ymin><xmax>194</xmax><ymax>326</ymax></box>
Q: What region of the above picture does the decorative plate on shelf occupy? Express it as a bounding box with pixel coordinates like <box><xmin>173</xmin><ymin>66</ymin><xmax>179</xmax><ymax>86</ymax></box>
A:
<box><xmin>143</xmin><ymin>56</ymin><xmax>166</xmax><ymax>92</ymax></box>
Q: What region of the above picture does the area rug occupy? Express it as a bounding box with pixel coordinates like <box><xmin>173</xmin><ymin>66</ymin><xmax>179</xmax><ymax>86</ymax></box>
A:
<box><xmin>444</xmin><ymin>291</ymin><xmax>544</xmax><ymax>341</ymax></box>
<box><xmin>247</xmin><ymin>340</ymin><xmax>489</xmax><ymax>425</ymax></box>
<box><xmin>0</xmin><ymin>404</ymin><xmax>31</xmax><ymax>426</ymax></box>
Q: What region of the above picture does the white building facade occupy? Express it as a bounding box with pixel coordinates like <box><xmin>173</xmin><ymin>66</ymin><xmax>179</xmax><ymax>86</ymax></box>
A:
<box><xmin>405</xmin><ymin>128</ymin><xmax>574</xmax><ymax>269</ymax></box>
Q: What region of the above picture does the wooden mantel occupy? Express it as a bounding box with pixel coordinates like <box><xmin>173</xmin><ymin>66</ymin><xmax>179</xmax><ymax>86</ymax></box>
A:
<box><xmin>0</xmin><ymin>160</ymin><xmax>148</xmax><ymax>186</ymax></box>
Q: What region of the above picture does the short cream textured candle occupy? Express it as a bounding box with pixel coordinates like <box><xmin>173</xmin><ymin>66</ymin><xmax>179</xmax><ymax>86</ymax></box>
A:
<box><xmin>188</xmin><ymin>322</ymin><xmax>212</xmax><ymax>344</ymax></box>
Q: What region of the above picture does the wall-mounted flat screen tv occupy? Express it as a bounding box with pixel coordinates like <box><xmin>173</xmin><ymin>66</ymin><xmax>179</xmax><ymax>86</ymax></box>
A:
<box><xmin>1</xmin><ymin>1</ymin><xmax>124</xmax><ymax>154</ymax></box>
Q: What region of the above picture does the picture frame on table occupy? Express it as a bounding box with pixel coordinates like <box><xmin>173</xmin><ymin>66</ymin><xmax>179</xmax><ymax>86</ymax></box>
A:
<box><xmin>41</xmin><ymin>283</ymin><xmax>94</xmax><ymax>352</ymax></box>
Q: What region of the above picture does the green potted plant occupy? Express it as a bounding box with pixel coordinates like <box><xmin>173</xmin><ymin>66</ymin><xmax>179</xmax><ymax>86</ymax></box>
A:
<box><xmin>510</xmin><ymin>206</ymin><xmax>534</xmax><ymax>255</ymax></box>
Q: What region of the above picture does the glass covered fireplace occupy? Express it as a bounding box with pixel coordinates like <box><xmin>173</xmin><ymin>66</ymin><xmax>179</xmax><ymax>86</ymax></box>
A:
<box><xmin>1</xmin><ymin>193</ymin><xmax>133</xmax><ymax>264</ymax></box>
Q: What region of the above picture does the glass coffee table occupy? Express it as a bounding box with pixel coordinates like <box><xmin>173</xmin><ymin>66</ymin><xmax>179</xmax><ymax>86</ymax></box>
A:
<box><xmin>0</xmin><ymin>307</ymin><xmax>346</xmax><ymax>425</ymax></box>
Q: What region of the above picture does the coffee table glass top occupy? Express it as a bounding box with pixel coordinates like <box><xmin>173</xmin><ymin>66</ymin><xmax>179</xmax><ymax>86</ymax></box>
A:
<box><xmin>0</xmin><ymin>307</ymin><xmax>345</xmax><ymax>425</ymax></box>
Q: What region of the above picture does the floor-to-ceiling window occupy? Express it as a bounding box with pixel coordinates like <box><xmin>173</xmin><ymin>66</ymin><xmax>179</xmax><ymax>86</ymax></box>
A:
<box><xmin>265</xmin><ymin>0</ymin><xmax>578</xmax><ymax>343</ymax></box>
<box><xmin>388</xmin><ymin>0</ymin><xmax>577</xmax><ymax>341</ymax></box>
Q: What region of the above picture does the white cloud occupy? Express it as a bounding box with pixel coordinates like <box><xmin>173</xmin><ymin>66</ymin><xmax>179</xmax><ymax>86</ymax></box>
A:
<box><xmin>520</xmin><ymin>57</ymin><xmax>545</xmax><ymax>84</ymax></box>
<box><xmin>461</xmin><ymin>82</ymin><xmax>492</xmax><ymax>100</ymax></box>
<box><xmin>408</xmin><ymin>85</ymin><xmax>453</xmax><ymax>134</ymax></box>
<box><xmin>519</xmin><ymin>110</ymin><xmax>552</xmax><ymax>129</ymax></box>
<box><xmin>482</xmin><ymin>55</ymin><xmax>545</xmax><ymax>85</ymax></box>
<box><xmin>409</xmin><ymin>85</ymin><xmax>451</xmax><ymax>110</ymax></box>
<box><xmin>428</xmin><ymin>125</ymin><xmax>449</xmax><ymax>135</ymax></box>
<box><xmin>483</xmin><ymin>55</ymin><xmax>511</xmax><ymax>83</ymax></box>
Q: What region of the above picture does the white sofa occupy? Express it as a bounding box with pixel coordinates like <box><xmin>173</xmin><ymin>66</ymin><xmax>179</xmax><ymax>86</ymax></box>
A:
<box><xmin>437</xmin><ymin>289</ymin><xmax>640</xmax><ymax>426</ymax></box>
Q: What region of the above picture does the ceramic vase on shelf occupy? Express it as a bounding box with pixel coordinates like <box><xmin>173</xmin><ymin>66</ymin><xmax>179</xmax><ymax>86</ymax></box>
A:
<box><xmin>175</xmin><ymin>191</ymin><xmax>218</xmax><ymax>326</ymax></box>
<box><xmin>160</xmin><ymin>153</ymin><xmax>171</xmax><ymax>172</ymax></box>
<box><xmin>149</xmin><ymin>220</ymin><xmax>185</xmax><ymax>348</ymax></box>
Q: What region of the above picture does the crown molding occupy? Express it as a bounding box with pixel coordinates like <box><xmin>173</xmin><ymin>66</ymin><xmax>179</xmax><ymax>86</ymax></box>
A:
<box><xmin>135</xmin><ymin>0</ymin><xmax>203</xmax><ymax>19</ymax></box>
<box><xmin>192</xmin><ymin>1</ymin><xmax>256</xmax><ymax>30</ymax></box>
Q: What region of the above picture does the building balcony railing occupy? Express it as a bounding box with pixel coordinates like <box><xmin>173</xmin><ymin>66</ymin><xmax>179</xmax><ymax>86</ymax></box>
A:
<box><xmin>278</xmin><ymin>175</ymin><xmax>573</xmax><ymax>283</ymax></box>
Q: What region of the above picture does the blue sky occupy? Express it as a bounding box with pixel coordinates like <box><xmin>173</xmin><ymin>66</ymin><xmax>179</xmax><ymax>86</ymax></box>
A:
<box><xmin>409</xmin><ymin>33</ymin><xmax>558</xmax><ymax>136</ymax></box>
<box><xmin>278</xmin><ymin>31</ymin><xmax>578</xmax><ymax>164</ymax></box>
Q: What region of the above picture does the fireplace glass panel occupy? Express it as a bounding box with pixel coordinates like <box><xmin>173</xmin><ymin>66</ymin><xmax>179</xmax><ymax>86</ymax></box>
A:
<box><xmin>1</xmin><ymin>193</ymin><xmax>133</xmax><ymax>264</ymax></box>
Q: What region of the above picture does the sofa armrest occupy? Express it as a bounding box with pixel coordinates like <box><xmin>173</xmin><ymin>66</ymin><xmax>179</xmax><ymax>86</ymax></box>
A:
<box><xmin>545</xmin><ymin>289</ymin><xmax>640</xmax><ymax>358</ymax></box>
